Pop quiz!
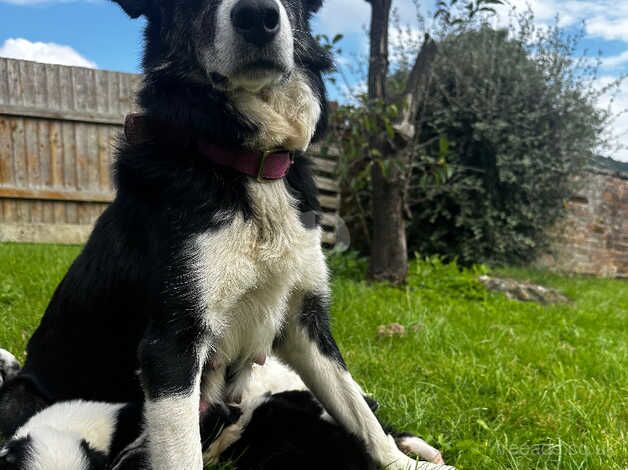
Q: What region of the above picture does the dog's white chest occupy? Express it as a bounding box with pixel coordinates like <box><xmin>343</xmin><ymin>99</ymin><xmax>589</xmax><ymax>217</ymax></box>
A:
<box><xmin>194</xmin><ymin>180</ymin><xmax>326</xmax><ymax>364</ymax></box>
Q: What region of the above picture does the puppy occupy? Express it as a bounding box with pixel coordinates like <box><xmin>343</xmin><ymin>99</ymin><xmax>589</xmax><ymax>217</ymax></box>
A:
<box><xmin>0</xmin><ymin>356</ymin><xmax>446</xmax><ymax>470</ymax></box>
<box><xmin>0</xmin><ymin>1</ymin><xmax>452</xmax><ymax>468</ymax></box>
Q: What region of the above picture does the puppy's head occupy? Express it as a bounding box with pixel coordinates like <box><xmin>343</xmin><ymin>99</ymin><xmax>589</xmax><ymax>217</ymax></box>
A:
<box><xmin>112</xmin><ymin>0</ymin><xmax>330</xmax><ymax>92</ymax></box>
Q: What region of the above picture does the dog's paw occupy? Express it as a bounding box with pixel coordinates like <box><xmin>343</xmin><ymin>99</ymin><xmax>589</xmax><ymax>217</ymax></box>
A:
<box><xmin>396</xmin><ymin>436</ymin><xmax>445</xmax><ymax>464</ymax></box>
<box><xmin>0</xmin><ymin>349</ymin><xmax>20</xmax><ymax>388</ymax></box>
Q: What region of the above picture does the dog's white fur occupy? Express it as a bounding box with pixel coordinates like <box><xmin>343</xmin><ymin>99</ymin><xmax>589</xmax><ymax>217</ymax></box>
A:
<box><xmin>231</xmin><ymin>70</ymin><xmax>322</xmax><ymax>151</ymax></box>
<box><xmin>12</xmin><ymin>400</ymin><xmax>122</xmax><ymax>454</ymax></box>
<box><xmin>145</xmin><ymin>383</ymin><xmax>206</xmax><ymax>470</ymax></box>
<box><xmin>3</xmin><ymin>400</ymin><xmax>125</xmax><ymax>470</ymax></box>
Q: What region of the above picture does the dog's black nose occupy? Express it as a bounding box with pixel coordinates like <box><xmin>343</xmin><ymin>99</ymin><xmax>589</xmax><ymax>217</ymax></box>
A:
<box><xmin>231</xmin><ymin>0</ymin><xmax>280</xmax><ymax>47</ymax></box>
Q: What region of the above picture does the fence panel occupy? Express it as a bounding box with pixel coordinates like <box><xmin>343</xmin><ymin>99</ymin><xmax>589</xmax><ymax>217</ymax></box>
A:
<box><xmin>0</xmin><ymin>58</ymin><xmax>339</xmax><ymax>245</ymax></box>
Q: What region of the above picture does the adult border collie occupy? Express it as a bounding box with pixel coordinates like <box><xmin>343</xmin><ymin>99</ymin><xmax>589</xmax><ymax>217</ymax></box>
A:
<box><xmin>0</xmin><ymin>1</ymin><xmax>450</xmax><ymax>469</ymax></box>
<box><xmin>0</xmin><ymin>356</ymin><xmax>447</xmax><ymax>469</ymax></box>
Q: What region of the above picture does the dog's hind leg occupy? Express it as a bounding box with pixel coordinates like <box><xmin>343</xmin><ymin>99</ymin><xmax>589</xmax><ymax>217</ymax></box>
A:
<box><xmin>275</xmin><ymin>293</ymin><xmax>455</xmax><ymax>470</ymax></box>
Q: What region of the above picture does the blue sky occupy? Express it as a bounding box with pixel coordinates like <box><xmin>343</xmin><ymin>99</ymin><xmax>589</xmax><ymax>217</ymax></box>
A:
<box><xmin>1</xmin><ymin>0</ymin><xmax>627</xmax><ymax>160</ymax></box>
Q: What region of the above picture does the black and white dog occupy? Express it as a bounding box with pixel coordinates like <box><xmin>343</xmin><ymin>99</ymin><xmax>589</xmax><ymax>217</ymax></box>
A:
<box><xmin>0</xmin><ymin>354</ymin><xmax>446</xmax><ymax>469</ymax></box>
<box><xmin>0</xmin><ymin>0</ymin><xmax>451</xmax><ymax>468</ymax></box>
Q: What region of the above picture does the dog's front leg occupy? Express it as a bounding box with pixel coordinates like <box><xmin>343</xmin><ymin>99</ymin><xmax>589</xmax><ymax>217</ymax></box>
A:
<box><xmin>139</xmin><ymin>320</ymin><xmax>208</xmax><ymax>470</ymax></box>
<box><xmin>275</xmin><ymin>293</ymin><xmax>453</xmax><ymax>470</ymax></box>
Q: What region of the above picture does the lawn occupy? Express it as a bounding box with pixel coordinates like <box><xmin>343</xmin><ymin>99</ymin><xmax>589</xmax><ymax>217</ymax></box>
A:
<box><xmin>0</xmin><ymin>243</ymin><xmax>626</xmax><ymax>469</ymax></box>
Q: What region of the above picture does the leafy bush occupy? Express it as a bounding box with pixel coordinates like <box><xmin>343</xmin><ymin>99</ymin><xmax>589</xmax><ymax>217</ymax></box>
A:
<box><xmin>407</xmin><ymin>21</ymin><xmax>608</xmax><ymax>265</ymax></box>
<box><xmin>332</xmin><ymin>14</ymin><xmax>619</xmax><ymax>266</ymax></box>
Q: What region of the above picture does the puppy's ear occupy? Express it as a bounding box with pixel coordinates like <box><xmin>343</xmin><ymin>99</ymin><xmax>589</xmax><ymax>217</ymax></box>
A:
<box><xmin>305</xmin><ymin>0</ymin><xmax>323</xmax><ymax>13</ymax></box>
<box><xmin>111</xmin><ymin>0</ymin><xmax>150</xmax><ymax>18</ymax></box>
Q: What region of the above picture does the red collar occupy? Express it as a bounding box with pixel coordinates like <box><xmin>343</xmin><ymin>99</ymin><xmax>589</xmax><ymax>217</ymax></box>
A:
<box><xmin>124</xmin><ymin>113</ymin><xmax>294</xmax><ymax>182</ymax></box>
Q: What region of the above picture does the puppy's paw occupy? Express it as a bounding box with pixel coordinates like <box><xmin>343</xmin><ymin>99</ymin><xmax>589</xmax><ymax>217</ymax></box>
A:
<box><xmin>389</xmin><ymin>453</ymin><xmax>455</xmax><ymax>470</ymax></box>
<box><xmin>396</xmin><ymin>436</ymin><xmax>445</xmax><ymax>464</ymax></box>
<box><xmin>0</xmin><ymin>349</ymin><xmax>20</xmax><ymax>388</ymax></box>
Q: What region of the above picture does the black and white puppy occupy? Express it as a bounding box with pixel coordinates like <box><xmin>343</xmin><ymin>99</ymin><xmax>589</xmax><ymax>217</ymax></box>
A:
<box><xmin>0</xmin><ymin>1</ymin><xmax>450</xmax><ymax>469</ymax></box>
<box><xmin>0</xmin><ymin>355</ymin><xmax>446</xmax><ymax>469</ymax></box>
<box><xmin>0</xmin><ymin>400</ymin><xmax>142</xmax><ymax>470</ymax></box>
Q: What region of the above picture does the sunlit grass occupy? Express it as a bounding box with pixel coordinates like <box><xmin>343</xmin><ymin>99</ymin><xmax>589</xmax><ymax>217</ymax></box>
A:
<box><xmin>1</xmin><ymin>244</ymin><xmax>626</xmax><ymax>469</ymax></box>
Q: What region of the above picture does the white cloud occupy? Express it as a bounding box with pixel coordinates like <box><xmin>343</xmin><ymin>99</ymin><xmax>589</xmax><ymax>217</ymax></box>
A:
<box><xmin>0</xmin><ymin>38</ymin><xmax>96</xmax><ymax>68</ymax></box>
<box><xmin>314</xmin><ymin>0</ymin><xmax>425</xmax><ymax>36</ymax></box>
<box><xmin>586</xmin><ymin>15</ymin><xmax>628</xmax><ymax>42</ymax></box>
<box><xmin>601</xmin><ymin>50</ymin><xmax>628</xmax><ymax>69</ymax></box>
<box><xmin>496</xmin><ymin>1</ymin><xmax>628</xmax><ymax>42</ymax></box>
<box><xmin>313</xmin><ymin>0</ymin><xmax>370</xmax><ymax>35</ymax></box>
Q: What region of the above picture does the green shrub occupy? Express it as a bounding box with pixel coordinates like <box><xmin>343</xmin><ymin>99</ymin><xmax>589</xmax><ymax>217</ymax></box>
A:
<box><xmin>333</xmin><ymin>15</ymin><xmax>619</xmax><ymax>266</ymax></box>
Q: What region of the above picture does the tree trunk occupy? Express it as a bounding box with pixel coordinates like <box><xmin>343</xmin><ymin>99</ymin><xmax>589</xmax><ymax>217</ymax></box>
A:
<box><xmin>366</xmin><ymin>0</ymin><xmax>408</xmax><ymax>283</ymax></box>
<box><xmin>368</xmin><ymin>163</ymin><xmax>408</xmax><ymax>283</ymax></box>
<box><xmin>367</xmin><ymin>0</ymin><xmax>391</xmax><ymax>102</ymax></box>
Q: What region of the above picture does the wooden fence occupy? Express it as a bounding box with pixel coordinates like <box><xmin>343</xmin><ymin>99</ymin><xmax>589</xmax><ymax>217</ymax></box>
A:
<box><xmin>0</xmin><ymin>58</ymin><xmax>339</xmax><ymax>245</ymax></box>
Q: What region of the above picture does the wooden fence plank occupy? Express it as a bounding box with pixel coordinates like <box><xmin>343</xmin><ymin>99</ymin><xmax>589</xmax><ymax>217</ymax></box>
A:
<box><xmin>0</xmin><ymin>59</ymin><xmax>8</xmax><ymax>106</ymax></box>
<box><xmin>49</xmin><ymin>121</ymin><xmax>63</xmax><ymax>187</ymax></box>
<box><xmin>45</xmin><ymin>64</ymin><xmax>61</xmax><ymax>110</ymax></box>
<box><xmin>5</xmin><ymin>60</ymin><xmax>22</xmax><ymax>106</ymax></box>
<box><xmin>314</xmin><ymin>175</ymin><xmax>339</xmax><ymax>192</ymax></box>
<box><xmin>311</xmin><ymin>156</ymin><xmax>337</xmax><ymax>174</ymax></box>
<box><xmin>0</xmin><ymin>186</ymin><xmax>113</xmax><ymax>203</ymax></box>
<box><xmin>65</xmin><ymin>201</ymin><xmax>79</xmax><ymax>224</ymax></box>
<box><xmin>320</xmin><ymin>212</ymin><xmax>337</xmax><ymax>227</ymax></box>
<box><xmin>24</xmin><ymin>120</ymin><xmax>40</xmax><ymax>188</ymax></box>
<box><xmin>59</xmin><ymin>64</ymin><xmax>73</xmax><ymax>111</ymax></box>
<box><xmin>0</xmin><ymin>117</ymin><xmax>13</xmax><ymax>185</ymax></box>
<box><xmin>33</xmin><ymin>62</ymin><xmax>47</xmax><ymax>109</ymax></box>
<box><xmin>61</xmin><ymin>121</ymin><xmax>77</xmax><ymax>188</ymax></box>
<box><xmin>75</xmin><ymin>123</ymin><xmax>88</xmax><ymax>190</ymax></box>
<box><xmin>319</xmin><ymin>194</ymin><xmax>340</xmax><ymax>210</ymax></box>
<box><xmin>2</xmin><ymin>200</ymin><xmax>16</xmax><ymax>222</ymax></box>
<box><xmin>0</xmin><ymin>104</ymin><xmax>126</xmax><ymax>126</ymax></box>
<box><xmin>11</xmin><ymin>118</ymin><xmax>26</xmax><ymax>188</ymax></box>
<box><xmin>20</xmin><ymin>61</ymin><xmax>36</xmax><ymax>109</ymax></box>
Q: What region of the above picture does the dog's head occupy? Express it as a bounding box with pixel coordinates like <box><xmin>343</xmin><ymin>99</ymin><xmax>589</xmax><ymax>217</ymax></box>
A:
<box><xmin>112</xmin><ymin>0</ymin><xmax>332</xmax><ymax>148</ymax></box>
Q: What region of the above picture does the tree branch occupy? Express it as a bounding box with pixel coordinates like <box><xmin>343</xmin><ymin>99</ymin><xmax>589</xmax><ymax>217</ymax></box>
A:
<box><xmin>393</xmin><ymin>35</ymin><xmax>439</xmax><ymax>142</ymax></box>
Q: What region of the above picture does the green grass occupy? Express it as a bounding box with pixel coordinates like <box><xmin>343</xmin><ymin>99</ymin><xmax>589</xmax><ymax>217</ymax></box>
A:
<box><xmin>1</xmin><ymin>244</ymin><xmax>627</xmax><ymax>469</ymax></box>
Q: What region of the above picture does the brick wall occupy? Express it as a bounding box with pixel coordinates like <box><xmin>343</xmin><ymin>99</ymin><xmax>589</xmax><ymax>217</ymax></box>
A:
<box><xmin>537</xmin><ymin>169</ymin><xmax>628</xmax><ymax>277</ymax></box>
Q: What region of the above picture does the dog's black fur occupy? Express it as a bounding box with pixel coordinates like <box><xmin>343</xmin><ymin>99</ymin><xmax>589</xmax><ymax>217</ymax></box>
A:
<box><xmin>0</xmin><ymin>0</ymin><xmax>332</xmax><ymax>440</ymax></box>
<box><xmin>220</xmin><ymin>391</ymin><xmax>377</xmax><ymax>470</ymax></box>
<box><xmin>0</xmin><ymin>1</ymin><xmax>445</xmax><ymax>469</ymax></box>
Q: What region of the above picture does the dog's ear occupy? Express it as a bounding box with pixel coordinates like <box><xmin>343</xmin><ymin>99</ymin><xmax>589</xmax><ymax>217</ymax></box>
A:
<box><xmin>305</xmin><ymin>0</ymin><xmax>323</xmax><ymax>13</ymax></box>
<box><xmin>111</xmin><ymin>0</ymin><xmax>151</xmax><ymax>18</ymax></box>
